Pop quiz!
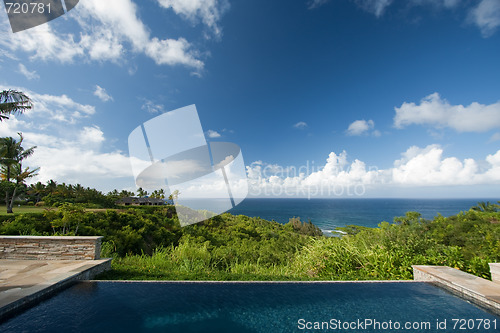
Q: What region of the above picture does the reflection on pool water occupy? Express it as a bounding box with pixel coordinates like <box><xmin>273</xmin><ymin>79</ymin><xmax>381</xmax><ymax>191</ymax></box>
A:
<box><xmin>1</xmin><ymin>281</ymin><xmax>498</xmax><ymax>333</ymax></box>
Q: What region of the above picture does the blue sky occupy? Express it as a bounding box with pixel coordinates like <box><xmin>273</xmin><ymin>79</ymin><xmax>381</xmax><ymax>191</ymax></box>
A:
<box><xmin>0</xmin><ymin>0</ymin><xmax>499</xmax><ymax>198</ymax></box>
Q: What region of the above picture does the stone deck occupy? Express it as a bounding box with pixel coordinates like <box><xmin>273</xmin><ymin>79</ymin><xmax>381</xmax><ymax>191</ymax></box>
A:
<box><xmin>413</xmin><ymin>265</ymin><xmax>500</xmax><ymax>315</ymax></box>
<box><xmin>0</xmin><ymin>259</ymin><xmax>111</xmax><ymax>321</ymax></box>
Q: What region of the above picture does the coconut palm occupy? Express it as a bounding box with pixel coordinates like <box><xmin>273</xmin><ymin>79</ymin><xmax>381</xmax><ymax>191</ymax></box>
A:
<box><xmin>0</xmin><ymin>133</ymin><xmax>37</xmax><ymax>213</ymax></box>
<box><xmin>472</xmin><ymin>201</ymin><xmax>499</xmax><ymax>212</ymax></box>
<box><xmin>0</xmin><ymin>90</ymin><xmax>33</xmax><ymax>121</ymax></box>
<box><xmin>46</xmin><ymin>179</ymin><xmax>58</xmax><ymax>194</ymax></box>
<box><xmin>27</xmin><ymin>181</ymin><xmax>47</xmax><ymax>203</ymax></box>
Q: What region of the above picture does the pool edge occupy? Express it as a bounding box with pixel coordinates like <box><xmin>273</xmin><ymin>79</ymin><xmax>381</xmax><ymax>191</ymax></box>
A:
<box><xmin>413</xmin><ymin>265</ymin><xmax>500</xmax><ymax>316</ymax></box>
<box><xmin>0</xmin><ymin>259</ymin><xmax>111</xmax><ymax>322</ymax></box>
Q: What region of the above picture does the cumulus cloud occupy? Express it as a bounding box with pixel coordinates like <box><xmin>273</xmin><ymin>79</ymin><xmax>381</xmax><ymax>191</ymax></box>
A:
<box><xmin>391</xmin><ymin>145</ymin><xmax>479</xmax><ymax>185</ymax></box>
<box><xmin>246</xmin><ymin>145</ymin><xmax>500</xmax><ymax>197</ymax></box>
<box><xmin>469</xmin><ymin>0</ymin><xmax>500</xmax><ymax>37</ymax></box>
<box><xmin>394</xmin><ymin>93</ymin><xmax>500</xmax><ymax>132</ymax></box>
<box><xmin>18</xmin><ymin>64</ymin><xmax>39</xmax><ymax>80</ymax></box>
<box><xmin>346</xmin><ymin>119</ymin><xmax>378</xmax><ymax>136</ymax></box>
<box><xmin>79</xmin><ymin>126</ymin><xmax>105</xmax><ymax>145</ymax></box>
<box><xmin>0</xmin><ymin>22</ymin><xmax>84</xmax><ymax>63</ymax></box>
<box><xmin>293</xmin><ymin>121</ymin><xmax>308</xmax><ymax>129</ymax></box>
<box><xmin>0</xmin><ymin>0</ymin><xmax>205</xmax><ymax>69</ymax></box>
<box><xmin>145</xmin><ymin>37</ymin><xmax>203</xmax><ymax>69</ymax></box>
<box><xmin>29</xmin><ymin>146</ymin><xmax>134</xmax><ymax>188</ymax></box>
<box><xmin>157</xmin><ymin>0</ymin><xmax>230</xmax><ymax>37</ymax></box>
<box><xmin>206</xmin><ymin>130</ymin><xmax>221</xmax><ymax>138</ymax></box>
<box><xmin>0</xmin><ymin>85</ymin><xmax>135</xmax><ymax>191</ymax></box>
<box><xmin>93</xmin><ymin>85</ymin><xmax>113</xmax><ymax>102</ymax></box>
<box><xmin>0</xmin><ymin>84</ymin><xmax>95</xmax><ymax>125</ymax></box>
<box><xmin>0</xmin><ymin>114</ymin><xmax>135</xmax><ymax>190</ymax></box>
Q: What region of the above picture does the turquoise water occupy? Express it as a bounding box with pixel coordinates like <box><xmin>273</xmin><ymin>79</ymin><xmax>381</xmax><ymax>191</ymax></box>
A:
<box><xmin>229</xmin><ymin>198</ymin><xmax>496</xmax><ymax>233</ymax></box>
<box><xmin>1</xmin><ymin>282</ymin><xmax>498</xmax><ymax>332</ymax></box>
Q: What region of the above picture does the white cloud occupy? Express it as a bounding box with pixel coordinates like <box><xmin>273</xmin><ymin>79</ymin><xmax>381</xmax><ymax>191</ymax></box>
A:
<box><xmin>245</xmin><ymin>145</ymin><xmax>500</xmax><ymax>197</ymax></box>
<box><xmin>0</xmin><ymin>114</ymin><xmax>135</xmax><ymax>191</ymax></box>
<box><xmin>79</xmin><ymin>126</ymin><xmax>105</xmax><ymax>145</ymax></box>
<box><xmin>394</xmin><ymin>93</ymin><xmax>500</xmax><ymax>132</ymax></box>
<box><xmin>93</xmin><ymin>85</ymin><xmax>113</xmax><ymax>102</ymax></box>
<box><xmin>354</xmin><ymin>0</ymin><xmax>393</xmax><ymax>17</ymax></box>
<box><xmin>0</xmin><ymin>22</ymin><xmax>84</xmax><ymax>63</ymax></box>
<box><xmin>29</xmin><ymin>146</ymin><xmax>135</xmax><ymax>188</ymax></box>
<box><xmin>206</xmin><ymin>130</ymin><xmax>221</xmax><ymax>138</ymax></box>
<box><xmin>80</xmin><ymin>30</ymin><xmax>124</xmax><ymax>62</ymax></box>
<box><xmin>32</xmin><ymin>93</ymin><xmax>95</xmax><ymax>124</ymax></box>
<box><xmin>0</xmin><ymin>84</ymin><xmax>95</xmax><ymax>125</ymax></box>
<box><xmin>391</xmin><ymin>145</ymin><xmax>479</xmax><ymax>185</ymax></box>
<box><xmin>410</xmin><ymin>0</ymin><xmax>461</xmax><ymax>9</ymax></box>
<box><xmin>469</xmin><ymin>0</ymin><xmax>500</xmax><ymax>37</ymax></box>
<box><xmin>145</xmin><ymin>37</ymin><xmax>203</xmax><ymax>69</ymax></box>
<box><xmin>349</xmin><ymin>0</ymin><xmax>499</xmax><ymax>37</ymax></box>
<box><xmin>353</xmin><ymin>0</ymin><xmax>460</xmax><ymax>17</ymax></box>
<box><xmin>157</xmin><ymin>0</ymin><xmax>229</xmax><ymax>37</ymax></box>
<box><xmin>0</xmin><ymin>0</ymin><xmax>205</xmax><ymax>69</ymax></box>
<box><xmin>293</xmin><ymin>121</ymin><xmax>308</xmax><ymax>129</ymax></box>
<box><xmin>141</xmin><ymin>100</ymin><xmax>165</xmax><ymax>114</ymax></box>
<box><xmin>307</xmin><ymin>0</ymin><xmax>330</xmax><ymax>9</ymax></box>
<box><xmin>0</xmin><ymin>86</ymin><xmax>135</xmax><ymax>191</ymax></box>
<box><xmin>346</xmin><ymin>119</ymin><xmax>376</xmax><ymax>136</ymax></box>
<box><xmin>18</xmin><ymin>64</ymin><xmax>40</xmax><ymax>80</ymax></box>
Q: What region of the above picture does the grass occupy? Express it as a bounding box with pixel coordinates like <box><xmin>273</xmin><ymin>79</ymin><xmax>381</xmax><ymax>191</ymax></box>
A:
<box><xmin>0</xmin><ymin>206</ymin><xmax>126</xmax><ymax>216</ymax></box>
<box><xmin>97</xmin><ymin>250</ymin><xmax>311</xmax><ymax>281</ymax></box>
<box><xmin>0</xmin><ymin>206</ymin><xmax>48</xmax><ymax>215</ymax></box>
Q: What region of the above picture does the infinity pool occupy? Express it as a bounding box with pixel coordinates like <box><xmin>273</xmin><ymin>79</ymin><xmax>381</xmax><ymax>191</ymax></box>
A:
<box><xmin>1</xmin><ymin>281</ymin><xmax>498</xmax><ymax>332</ymax></box>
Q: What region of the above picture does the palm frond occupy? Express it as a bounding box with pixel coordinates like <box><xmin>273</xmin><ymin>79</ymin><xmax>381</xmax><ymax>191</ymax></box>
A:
<box><xmin>0</xmin><ymin>90</ymin><xmax>33</xmax><ymax>120</ymax></box>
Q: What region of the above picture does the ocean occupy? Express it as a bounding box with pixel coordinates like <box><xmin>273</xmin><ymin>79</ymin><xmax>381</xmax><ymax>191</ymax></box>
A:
<box><xmin>228</xmin><ymin>198</ymin><xmax>498</xmax><ymax>235</ymax></box>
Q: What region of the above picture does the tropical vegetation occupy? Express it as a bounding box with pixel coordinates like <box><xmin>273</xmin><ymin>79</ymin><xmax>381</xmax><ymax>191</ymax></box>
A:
<box><xmin>0</xmin><ymin>90</ymin><xmax>32</xmax><ymax>121</ymax></box>
<box><xmin>0</xmin><ymin>90</ymin><xmax>38</xmax><ymax>213</ymax></box>
<box><xmin>0</xmin><ymin>89</ymin><xmax>498</xmax><ymax>282</ymax></box>
<box><xmin>0</xmin><ymin>201</ymin><xmax>498</xmax><ymax>281</ymax></box>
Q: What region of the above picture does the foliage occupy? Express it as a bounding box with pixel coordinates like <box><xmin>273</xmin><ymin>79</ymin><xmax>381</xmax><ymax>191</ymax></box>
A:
<box><xmin>0</xmin><ymin>133</ymin><xmax>37</xmax><ymax>213</ymax></box>
<box><xmin>26</xmin><ymin>181</ymin><xmax>115</xmax><ymax>208</ymax></box>
<box><xmin>293</xmin><ymin>210</ymin><xmax>500</xmax><ymax>280</ymax></box>
<box><xmin>1</xmin><ymin>201</ymin><xmax>498</xmax><ymax>281</ymax></box>
<box><xmin>0</xmin><ymin>90</ymin><xmax>32</xmax><ymax>121</ymax></box>
<box><xmin>106</xmin><ymin>189</ymin><xmax>135</xmax><ymax>202</ymax></box>
<box><xmin>285</xmin><ymin>217</ymin><xmax>323</xmax><ymax>236</ymax></box>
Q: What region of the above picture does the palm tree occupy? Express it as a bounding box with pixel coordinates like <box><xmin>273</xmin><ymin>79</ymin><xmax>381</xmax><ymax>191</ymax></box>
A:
<box><xmin>472</xmin><ymin>201</ymin><xmax>499</xmax><ymax>213</ymax></box>
<box><xmin>0</xmin><ymin>133</ymin><xmax>37</xmax><ymax>213</ymax></box>
<box><xmin>0</xmin><ymin>90</ymin><xmax>33</xmax><ymax>121</ymax></box>
<box><xmin>119</xmin><ymin>189</ymin><xmax>134</xmax><ymax>197</ymax></box>
<box><xmin>46</xmin><ymin>179</ymin><xmax>58</xmax><ymax>194</ymax></box>
<box><xmin>137</xmin><ymin>187</ymin><xmax>148</xmax><ymax>197</ymax></box>
<box><xmin>27</xmin><ymin>181</ymin><xmax>47</xmax><ymax>203</ymax></box>
<box><xmin>0</xmin><ymin>134</ymin><xmax>35</xmax><ymax>180</ymax></box>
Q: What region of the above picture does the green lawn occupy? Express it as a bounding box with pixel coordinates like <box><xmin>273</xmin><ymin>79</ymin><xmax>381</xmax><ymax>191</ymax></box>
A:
<box><xmin>0</xmin><ymin>206</ymin><xmax>48</xmax><ymax>215</ymax></box>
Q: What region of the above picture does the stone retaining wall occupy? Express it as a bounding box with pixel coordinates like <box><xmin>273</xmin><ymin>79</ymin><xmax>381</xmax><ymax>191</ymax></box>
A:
<box><xmin>0</xmin><ymin>236</ymin><xmax>102</xmax><ymax>260</ymax></box>
<box><xmin>490</xmin><ymin>263</ymin><xmax>500</xmax><ymax>284</ymax></box>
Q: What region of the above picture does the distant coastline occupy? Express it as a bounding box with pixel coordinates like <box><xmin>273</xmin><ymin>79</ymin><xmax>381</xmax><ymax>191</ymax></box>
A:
<box><xmin>229</xmin><ymin>198</ymin><xmax>497</xmax><ymax>232</ymax></box>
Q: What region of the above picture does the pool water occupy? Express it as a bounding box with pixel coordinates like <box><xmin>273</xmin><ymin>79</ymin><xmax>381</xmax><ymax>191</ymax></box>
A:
<box><xmin>1</xmin><ymin>282</ymin><xmax>498</xmax><ymax>332</ymax></box>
